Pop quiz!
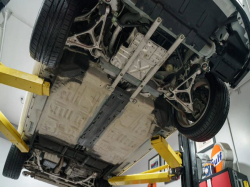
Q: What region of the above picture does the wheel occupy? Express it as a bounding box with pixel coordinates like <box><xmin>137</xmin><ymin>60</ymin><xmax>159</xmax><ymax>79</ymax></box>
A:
<box><xmin>173</xmin><ymin>73</ymin><xmax>230</xmax><ymax>142</ymax></box>
<box><xmin>2</xmin><ymin>144</ymin><xmax>28</xmax><ymax>179</ymax></box>
<box><xmin>95</xmin><ymin>178</ymin><xmax>111</xmax><ymax>187</ymax></box>
<box><xmin>30</xmin><ymin>0</ymin><xmax>82</xmax><ymax>68</ymax></box>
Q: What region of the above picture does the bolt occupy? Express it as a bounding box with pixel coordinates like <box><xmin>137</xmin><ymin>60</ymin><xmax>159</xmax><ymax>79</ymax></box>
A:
<box><xmin>157</xmin><ymin>18</ymin><xmax>162</xmax><ymax>22</ymax></box>
<box><xmin>130</xmin><ymin>98</ymin><xmax>137</xmax><ymax>104</ymax></box>
<box><xmin>180</xmin><ymin>34</ymin><xmax>185</xmax><ymax>39</ymax></box>
<box><xmin>197</xmin><ymin>69</ymin><xmax>202</xmax><ymax>74</ymax></box>
<box><xmin>166</xmin><ymin>64</ymin><xmax>174</xmax><ymax>72</ymax></box>
<box><xmin>202</xmin><ymin>63</ymin><xmax>208</xmax><ymax>69</ymax></box>
<box><xmin>120</xmin><ymin>73</ymin><xmax>123</xmax><ymax>76</ymax></box>
<box><xmin>106</xmin><ymin>85</ymin><xmax>111</xmax><ymax>90</ymax></box>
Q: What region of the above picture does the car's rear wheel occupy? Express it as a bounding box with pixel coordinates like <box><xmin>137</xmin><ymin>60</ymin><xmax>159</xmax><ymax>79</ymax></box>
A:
<box><xmin>30</xmin><ymin>0</ymin><xmax>82</xmax><ymax>68</ymax></box>
<box><xmin>173</xmin><ymin>73</ymin><xmax>230</xmax><ymax>142</ymax></box>
<box><xmin>2</xmin><ymin>145</ymin><xmax>28</xmax><ymax>180</ymax></box>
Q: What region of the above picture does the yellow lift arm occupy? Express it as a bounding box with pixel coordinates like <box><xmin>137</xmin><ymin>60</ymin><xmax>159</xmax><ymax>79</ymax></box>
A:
<box><xmin>0</xmin><ymin>62</ymin><xmax>50</xmax><ymax>96</ymax></box>
<box><xmin>109</xmin><ymin>135</ymin><xmax>183</xmax><ymax>186</ymax></box>
<box><xmin>0</xmin><ymin>62</ymin><xmax>51</xmax><ymax>153</ymax></box>
<box><xmin>0</xmin><ymin>111</ymin><xmax>29</xmax><ymax>152</ymax></box>
<box><xmin>151</xmin><ymin>135</ymin><xmax>182</xmax><ymax>168</ymax></box>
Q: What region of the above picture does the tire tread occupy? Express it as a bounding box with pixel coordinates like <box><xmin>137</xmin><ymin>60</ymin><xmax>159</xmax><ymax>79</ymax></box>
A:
<box><xmin>30</xmin><ymin>0</ymin><xmax>80</xmax><ymax>67</ymax></box>
<box><xmin>2</xmin><ymin>145</ymin><xmax>27</xmax><ymax>180</ymax></box>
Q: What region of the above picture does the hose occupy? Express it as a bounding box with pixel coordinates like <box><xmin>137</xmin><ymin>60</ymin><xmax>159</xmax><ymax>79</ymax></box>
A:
<box><xmin>108</xmin><ymin>13</ymin><xmax>141</xmax><ymax>55</ymax></box>
<box><xmin>119</xmin><ymin>12</ymin><xmax>141</xmax><ymax>25</ymax></box>
<box><xmin>108</xmin><ymin>26</ymin><xmax>122</xmax><ymax>55</ymax></box>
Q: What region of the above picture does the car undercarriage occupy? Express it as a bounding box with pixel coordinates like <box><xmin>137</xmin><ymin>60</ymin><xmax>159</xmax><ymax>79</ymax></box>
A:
<box><xmin>2</xmin><ymin>0</ymin><xmax>250</xmax><ymax>186</ymax></box>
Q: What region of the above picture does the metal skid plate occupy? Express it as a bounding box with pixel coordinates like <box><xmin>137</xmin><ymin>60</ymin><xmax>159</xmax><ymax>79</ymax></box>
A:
<box><xmin>111</xmin><ymin>30</ymin><xmax>167</xmax><ymax>81</ymax></box>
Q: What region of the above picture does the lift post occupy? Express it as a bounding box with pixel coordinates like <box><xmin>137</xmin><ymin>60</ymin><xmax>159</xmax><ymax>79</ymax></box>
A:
<box><xmin>0</xmin><ymin>111</ymin><xmax>29</xmax><ymax>152</ymax></box>
<box><xmin>108</xmin><ymin>135</ymin><xmax>183</xmax><ymax>186</ymax></box>
<box><xmin>0</xmin><ymin>62</ymin><xmax>50</xmax><ymax>96</ymax></box>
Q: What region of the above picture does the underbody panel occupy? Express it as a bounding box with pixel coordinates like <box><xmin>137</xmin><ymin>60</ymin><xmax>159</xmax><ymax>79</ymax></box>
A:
<box><xmin>27</xmin><ymin>58</ymin><xmax>175</xmax><ymax>176</ymax></box>
<box><xmin>91</xmin><ymin>95</ymin><xmax>156</xmax><ymax>165</ymax></box>
<box><xmin>37</xmin><ymin>67</ymin><xmax>111</xmax><ymax>145</ymax></box>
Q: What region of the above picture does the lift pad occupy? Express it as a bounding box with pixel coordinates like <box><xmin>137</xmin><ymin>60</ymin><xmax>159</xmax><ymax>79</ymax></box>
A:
<box><xmin>109</xmin><ymin>135</ymin><xmax>183</xmax><ymax>186</ymax></box>
<box><xmin>0</xmin><ymin>111</ymin><xmax>29</xmax><ymax>152</ymax></box>
<box><xmin>151</xmin><ymin>135</ymin><xmax>182</xmax><ymax>168</ymax></box>
<box><xmin>0</xmin><ymin>62</ymin><xmax>50</xmax><ymax>96</ymax></box>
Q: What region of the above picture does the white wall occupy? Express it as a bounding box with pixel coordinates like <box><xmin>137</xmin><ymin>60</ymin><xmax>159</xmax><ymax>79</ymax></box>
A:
<box><xmin>227</xmin><ymin>81</ymin><xmax>250</xmax><ymax>178</ymax></box>
<box><xmin>6</xmin><ymin>0</ymin><xmax>43</xmax><ymax>28</ymax></box>
<box><xmin>0</xmin><ymin>15</ymin><xmax>35</xmax><ymax>125</ymax></box>
<box><xmin>0</xmin><ymin>137</ymin><xmax>54</xmax><ymax>187</ymax></box>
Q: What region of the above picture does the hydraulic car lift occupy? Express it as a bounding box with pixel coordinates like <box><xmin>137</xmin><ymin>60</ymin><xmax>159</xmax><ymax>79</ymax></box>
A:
<box><xmin>0</xmin><ymin>62</ymin><xmax>51</xmax><ymax>153</ymax></box>
<box><xmin>109</xmin><ymin>134</ymin><xmax>199</xmax><ymax>187</ymax></box>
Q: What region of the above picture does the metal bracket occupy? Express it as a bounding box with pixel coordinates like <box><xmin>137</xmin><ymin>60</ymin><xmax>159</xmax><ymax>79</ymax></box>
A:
<box><xmin>108</xmin><ymin>135</ymin><xmax>182</xmax><ymax>186</ymax></box>
<box><xmin>108</xmin><ymin>17</ymin><xmax>163</xmax><ymax>92</ymax></box>
<box><xmin>0</xmin><ymin>62</ymin><xmax>50</xmax><ymax>96</ymax></box>
<box><xmin>74</xmin><ymin>2</ymin><xmax>100</xmax><ymax>23</ymax></box>
<box><xmin>66</xmin><ymin>6</ymin><xmax>110</xmax><ymax>58</ymax></box>
<box><xmin>163</xmin><ymin>69</ymin><xmax>201</xmax><ymax>113</ymax></box>
<box><xmin>129</xmin><ymin>34</ymin><xmax>185</xmax><ymax>102</ymax></box>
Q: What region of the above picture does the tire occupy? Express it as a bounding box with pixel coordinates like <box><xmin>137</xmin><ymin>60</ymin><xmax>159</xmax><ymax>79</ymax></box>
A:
<box><xmin>2</xmin><ymin>145</ymin><xmax>28</xmax><ymax>180</ymax></box>
<box><xmin>174</xmin><ymin>73</ymin><xmax>230</xmax><ymax>142</ymax></box>
<box><xmin>95</xmin><ymin>178</ymin><xmax>111</xmax><ymax>187</ymax></box>
<box><xmin>30</xmin><ymin>0</ymin><xmax>81</xmax><ymax>68</ymax></box>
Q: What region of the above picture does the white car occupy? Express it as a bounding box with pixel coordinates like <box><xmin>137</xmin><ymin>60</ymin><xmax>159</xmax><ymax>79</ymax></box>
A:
<box><xmin>2</xmin><ymin>0</ymin><xmax>250</xmax><ymax>186</ymax></box>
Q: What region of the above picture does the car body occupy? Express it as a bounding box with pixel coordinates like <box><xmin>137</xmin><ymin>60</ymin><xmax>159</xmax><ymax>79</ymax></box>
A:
<box><xmin>3</xmin><ymin>0</ymin><xmax>250</xmax><ymax>186</ymax></box>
